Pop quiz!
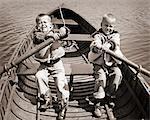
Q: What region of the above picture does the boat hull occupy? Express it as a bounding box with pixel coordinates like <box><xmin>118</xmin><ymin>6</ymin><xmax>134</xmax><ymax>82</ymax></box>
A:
<box><xmin>0</xmin><ymin>7</ymin><xmax>149</xmax><ymax>120</ymax></box>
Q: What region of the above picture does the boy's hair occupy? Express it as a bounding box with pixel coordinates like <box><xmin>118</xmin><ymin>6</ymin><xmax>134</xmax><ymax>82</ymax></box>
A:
<box><xmin>101</xmin><ymin>13</ymin><xmax>116</xmax><ymax>24</ymax></box>
<box><xmin>35</xmin><ymin>13</ymin><xmax>51</xmax><ymax>24</ymax></box>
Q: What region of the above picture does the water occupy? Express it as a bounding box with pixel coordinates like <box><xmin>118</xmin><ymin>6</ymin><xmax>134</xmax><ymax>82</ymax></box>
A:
<box><xmin>0</xmin><ymin>0</ymin><xmax>150</xmax><ymax>78</ymax></box>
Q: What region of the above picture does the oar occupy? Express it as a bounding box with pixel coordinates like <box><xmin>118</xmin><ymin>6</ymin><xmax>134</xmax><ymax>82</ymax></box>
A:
<box><xmin>0</xmin><ymin>38</ymin><xmax>54</xmax><ymax>77</ymax></box>
<box><xmin>103</xmin><ymin>48</ymin><xmax>150</xmax><ymax>77</ymax></box>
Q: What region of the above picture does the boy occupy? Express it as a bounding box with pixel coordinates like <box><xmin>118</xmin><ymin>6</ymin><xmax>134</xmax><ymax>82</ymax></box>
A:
<box><xmin>32</xmin><ymin>13</ymin><xmax>70</xmax><ymax>120</ymax></box>
<box><xmin>88</xmin><ymin>13</ymin><xmax>123</xmax><ymax>117</ymax></box>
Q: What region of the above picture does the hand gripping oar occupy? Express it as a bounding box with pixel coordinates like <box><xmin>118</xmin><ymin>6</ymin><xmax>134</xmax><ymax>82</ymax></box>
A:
<box><xmin>102</xmin><ymin>47</ymin><xmax>150</xmax><ymax>77</ymax></box>
<box><xmin>0</xmin><ymin>37</ymin><xmax>55</xmax><ymax>77</ymax></box>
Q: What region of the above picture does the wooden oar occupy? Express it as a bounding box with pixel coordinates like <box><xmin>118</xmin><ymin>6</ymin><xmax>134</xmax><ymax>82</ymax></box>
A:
<box><xmin>0</xmin><ymin>38</ymin><xmax>54</xmax><ymax>77</ymax></box>
<box><xmin>103</xmin><ymin>48</ymin><xmax>150</xmax><ymax>77</ymax></box>
<box><xmin>0</xmin><ymin>37</ymin><xmax>150</xmax><ymax>78</ymax></box>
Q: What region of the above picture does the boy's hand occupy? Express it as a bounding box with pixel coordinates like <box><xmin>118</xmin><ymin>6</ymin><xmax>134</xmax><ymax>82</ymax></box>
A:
<box><xmin>35</xmin><ymin>32</ymin><xmax>46</xmax><ymax>40</ymax></box>
<box><xmin>102</xmin><ymin>42</ymin><xmax>111</xmax><ymax>50</ymax></box>
<box><xmin>93</xmin><ymin>41</ymin><xmax>102</xmax><ymax>49</ymax></box>
<box><xmin>91</xmin><ymin>41</ymin><xmax>102</xmax><ymax>53</ymax></box>
<box><xmin>59</xmin><ymin>26</ymin><xmax>71</xmax><ymax>37</ymax></box>
<box><xmin>64</xmin><ymin>26</ymin><xmax>71</xmax><ymax>35</ymax></box>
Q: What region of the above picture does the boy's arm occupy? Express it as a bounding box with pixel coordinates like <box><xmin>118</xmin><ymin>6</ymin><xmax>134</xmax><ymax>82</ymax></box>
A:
<box><xmin>105</xmin><ymin>33</ymin><xmax>124</xmax><ymax>64</ymax></box>
<box><xmin>109</xmin><ymin>33</ymin><xmax>120</xmax><ymax>50</ymax></box>
<box><xmin>101</xmin><ymin>33</ymin><xmax>120</xmax><ymax>51</ymax></box>
<box><xmin>45</xmin><ymin>27</ymin><xmax>70</xmax><ymax>41</ymax></box>
<box><xmin>88</xmin><ymin>34</ymin><xmax>103</xmax><ymax>62</ymax></box>
<box><xmin>90</xmin><ymin>34</ymin><xmax>103</xmax><ymax>53</ymax></box>
<box><xmin>59</xmin><ymin>26</ymin><xmax>70</xmax><ymax>39</ymax></box>
<box><xmin>33</xmin><ymin>31</ymin><xmax>46</xmax><ymax>44</ymax></box>
<box><xmin>51</xmin><ymin>46</ymin><xmax>65</xmax><ymax>60</ymax></box>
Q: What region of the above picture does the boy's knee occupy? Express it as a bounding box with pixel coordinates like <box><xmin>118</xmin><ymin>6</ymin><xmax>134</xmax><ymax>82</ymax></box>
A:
<box><xmin>113</xmin><ymin>67</ymin><xmax>122</xmax><ymax>77</ymax></box>
<box><xmin>95</xmin><ymin>70</ymin><xmax>106</xmax><ymax>87</ymax></box>
<box><xmin>35</xmin><ymin>71</ymin><xmax>42</xmax><ymax>78</ymax></box>
<box><xmin>36</xmin><ymin>69</ymin><xmax>49</xmax><ymax>79</ymax></box>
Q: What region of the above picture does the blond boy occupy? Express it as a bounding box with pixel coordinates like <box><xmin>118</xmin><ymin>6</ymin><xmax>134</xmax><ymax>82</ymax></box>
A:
<box><xmin>88</xmin><ymin>13</ymin><xmax>123</xmax><ymax>117</ymax></box>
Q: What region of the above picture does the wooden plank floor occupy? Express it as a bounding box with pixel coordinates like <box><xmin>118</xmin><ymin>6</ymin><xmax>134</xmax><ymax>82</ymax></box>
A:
<box><xmin>8</xmin><ymin>54</ymin><xmax>116</xmax><ymax>120</ymax></box>
<box><xmin>9</xmin><ymin>87</ymin><xmax>110</xmax><ymax>120</ymax></box>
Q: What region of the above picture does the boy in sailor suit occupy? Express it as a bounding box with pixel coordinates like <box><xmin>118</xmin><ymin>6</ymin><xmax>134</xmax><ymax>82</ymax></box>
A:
<box><xmin>88</xmin><ymin>13</ymin><xmax>123</xmax><ymax>117</ymax></box>
<box><xmin>33</xmin><ymin>13</ymin><xmax>70</xmax><ymax>120</ymax></box>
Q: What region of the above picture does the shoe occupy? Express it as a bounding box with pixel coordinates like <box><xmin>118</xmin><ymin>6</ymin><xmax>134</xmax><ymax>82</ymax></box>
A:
<box><xmin>94</xmin><ymin>106</ymin><xmax>102</xmax><ymax>117</ymax></box>
<box><xmin>39</xmin><ymin>94</ymin><xmax>46</xmax><ymax>104</ymax></box>
<box><xmin>109</xmin><ymin>102</ymin><xmax>115</xmax><ymax>108</ymax></box>
<box><xmin>43</xmin><ymin>89</ymin><xmax>52</xmax><ymax>107</ymax></box>
<box><xmin>39</xmin><ymin>93</ymin><xmax>52</xmax><ymax>111</ymax></box>
<box><xmin>39</xmin><ymin>98</ymin><xmax>52</xmax><ymax>111</ymax></box>
<box><xmin>58</xmin><ymin>108</ymin><xmax>66</xmax><ymax>120</ymax></box>
<box><xmin>45</xmin><ymin>98</ymin><xmax>52</xmax><ymax>108</ymax></box>
<box><xmin>58</xmin><ymin>102</ymin><xmax>68</xmax><ymax>120</ymax></box>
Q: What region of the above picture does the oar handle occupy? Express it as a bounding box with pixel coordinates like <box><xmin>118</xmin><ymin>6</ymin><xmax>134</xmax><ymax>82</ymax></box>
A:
<box><xmin>103</xmin><ymin>48</ymin><xmax>150</xmax><ymax>77</ymax></box>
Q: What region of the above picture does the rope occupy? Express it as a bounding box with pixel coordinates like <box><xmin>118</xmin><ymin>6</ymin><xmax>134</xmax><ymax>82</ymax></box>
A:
<box><xmin>56</xmin><ymin>0</ymin><xmax>65</xmax><ymax>26</ymax></box>
<box><xmin>59</xmin><ymin>4</ymin><xmax>66</xmax><ymax>27</ymax></box>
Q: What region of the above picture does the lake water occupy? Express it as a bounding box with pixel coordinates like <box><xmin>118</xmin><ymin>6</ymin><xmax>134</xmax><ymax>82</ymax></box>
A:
<box><xmin>0</xmin><ymin>0</ymin><xmax>150</xmax><ymax>79</ymax></box>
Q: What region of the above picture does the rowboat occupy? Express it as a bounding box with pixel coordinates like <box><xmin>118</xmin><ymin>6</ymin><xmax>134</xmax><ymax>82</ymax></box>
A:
<box><xmin>0</xmin><ymin>6</ymin><xmax>149</xmax><ymax>120</ymax></box>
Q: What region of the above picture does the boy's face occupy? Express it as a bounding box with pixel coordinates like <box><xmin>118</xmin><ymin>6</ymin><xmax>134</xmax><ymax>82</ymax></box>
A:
<box><xmin>38</xmin><ymin>16</ymin><xmax>53</xmax><ymax>33</ymax></box>
<box><xmin>101</xmin><ymin>19</ymin><xmax>115</xmax><ymax>35</ymax></box>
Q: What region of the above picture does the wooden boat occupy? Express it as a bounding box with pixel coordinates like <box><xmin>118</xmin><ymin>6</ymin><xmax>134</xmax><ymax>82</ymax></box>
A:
<box><xmin>0</xmin><ymin>6</ymin><xmax>150</xmax><ymax>120</ymax></box>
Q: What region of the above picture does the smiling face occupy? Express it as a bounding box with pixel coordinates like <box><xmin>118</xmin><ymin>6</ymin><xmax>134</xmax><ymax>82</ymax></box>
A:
<box><xmin>101</xmin><ymin>14</ymin><xmax>116</xmax><ymax>35</ymax></box>
<box><xmin>37</xmin><ymin>15</ymin><xmax>53</xmax><ymax>33</ymax></box>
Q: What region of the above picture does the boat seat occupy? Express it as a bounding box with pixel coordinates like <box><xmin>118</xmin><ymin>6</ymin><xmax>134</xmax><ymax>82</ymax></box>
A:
<box><xmin>63</xmin><ymin>34</ymin><xmax>92</xmax><ymax>42</ymax></box>
<box><xmin>52</xmin><ymin>18</ymin><xmax>78</xmax><ymax>25</ymax></box>
<box><xmin>17</xmin><ymin>63</ymin><xmax>94</xmax><ymax>90</ymax></box>
<box><xmin>17</xmin><ymin>63</ymin><xmax>94</xmax><ymax>76</ymax></box>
